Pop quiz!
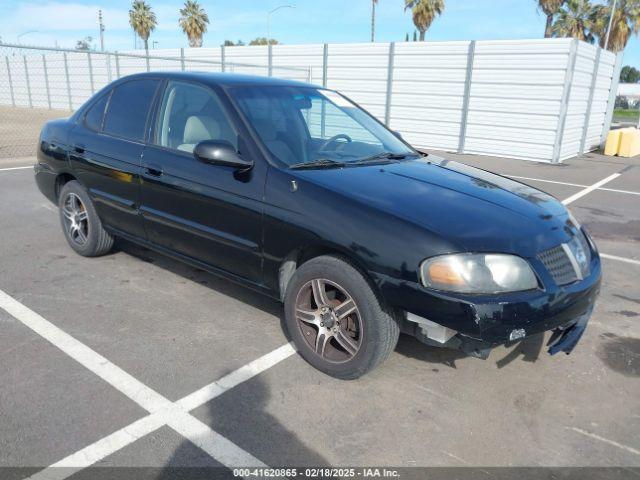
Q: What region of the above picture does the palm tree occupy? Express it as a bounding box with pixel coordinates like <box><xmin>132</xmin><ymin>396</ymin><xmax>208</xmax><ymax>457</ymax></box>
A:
<box><xmin>551</xmin><ymin>0</ymin><xmax>596</xmax><ymax>42</ymax></box>
<box><xmin>537</xmin><ymin>0</ymin><xmax>566</xmax><ymax>37</ymax></box>
<box><xmin>371</xmin><ymin>0</ymin><xmax>378</xmax><ymax>42</ymax></box>
<box><xmin>404</xmin><ymin>0</ymin><xmax>445</xmax><ymax>41</ymax></box>
<box><xmin>591</xmin><ymin>0</ymin><xmax>640</xmax><ymax>53</ymax></box>
<box><xmin>179</xmin><ymin>0</ymin><xmax>209</xmax><ymax>47</ymax></box>
<box><xmin>129</xmin><ymin>0</ymin><xmax>157</xmax><ymax>53</ymax></box>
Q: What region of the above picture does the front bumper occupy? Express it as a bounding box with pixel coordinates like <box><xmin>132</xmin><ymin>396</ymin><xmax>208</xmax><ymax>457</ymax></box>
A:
<box><xmin>547</xmin><ymin>305</ymin><xmax>592</xmax><ymax>355</ymax></box>
<box><xmin>377</xmin><ymin>253</ymin><xmax>602</xmax><ymax>356</ymax></box>
<box><xmin>445</xmin><ymin>303</ymin><xmax>594</xmax><ymax>359</ymax></box>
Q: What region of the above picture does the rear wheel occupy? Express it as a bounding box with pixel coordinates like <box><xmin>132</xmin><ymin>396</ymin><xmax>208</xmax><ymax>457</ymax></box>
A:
<box><xmin>284</xmin><ymin>255</ymin><xmax>399</xmax><ymax>379</ymax></box>
<box><xmin>58</xmin><ymin>180</ymin><xmax>114</xmax><ymax>257</ymax></box>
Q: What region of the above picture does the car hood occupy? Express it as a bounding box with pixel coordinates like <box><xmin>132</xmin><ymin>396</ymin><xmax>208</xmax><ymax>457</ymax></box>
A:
<box><xmin>292</xmin><ymin>156</ymin><xmax>572</xmax><ymax>256</ymax></box>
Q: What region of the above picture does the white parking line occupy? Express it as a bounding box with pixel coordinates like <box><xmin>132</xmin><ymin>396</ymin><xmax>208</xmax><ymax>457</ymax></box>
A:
<box><xmin>31</xmin><ymin>415</ymin><xmax>167</xmax><ymax>480</ymax></box>
<box><xmin>0</xmin><ymin>289</ymin><xmax>171</xmax><ymax>412</ymax></box>
<box><xmin>600</xmin><ymin>253</ymin><xmax>640</xmax><ymax>266</ymax></box>
<box><xmin>508</xmin><ymin>175</ymin><xmax>587</xmax><ymax>188</ymax></box>
<box><xmin>568</xmin><ymin>427</ymin><xmax>640</xmax><ymax>457</ymax></box>
<box><xmin>507</xmin><ymin>175</ymin><xmax>640</xmax><ymax>196</ymax></box>
<box><xmin>0</xmin><ymin>165</ymin><xmax>32</xmax><ymax>172</ymax></box>
<box><xmin>505</xmin><ymin>170</ymin><xmax>640</xmax><ymax>268</ymax></box>
<box><xmin>0</xmin><ymin>288</ymin><xmax>296</xmax><ymax>479</ymax></box>
<box><xmin>177</xmin><ymin>343</ymin><xmax>296</xmax><ymax>412</ymax></box>
<box><xmin>562</xmin><ymin>173</ymin><xmax>621</xmax><ymax>205</ymax></box>
<box><xmin>28</xmin><ymin>343</ymin><xmax>295</xmax><ymax>480</ymax></box>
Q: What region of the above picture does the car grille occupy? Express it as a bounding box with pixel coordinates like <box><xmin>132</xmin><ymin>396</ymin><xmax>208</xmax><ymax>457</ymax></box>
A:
<box><xmin>538</xmin><ymin>245</ymin><xmax>578</xmax><ymax>285</ymax></box>
<box><xmin>537</xmin><ymin>231</ymin><xmax>591</xmax><ymax>286</ymax></box>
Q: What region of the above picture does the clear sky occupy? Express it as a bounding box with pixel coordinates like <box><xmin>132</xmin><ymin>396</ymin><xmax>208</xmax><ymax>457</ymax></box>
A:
<box><xmin>1</xmin><ymin>0</ymin><xmax>638</xmax><ymax>68</ymax></box>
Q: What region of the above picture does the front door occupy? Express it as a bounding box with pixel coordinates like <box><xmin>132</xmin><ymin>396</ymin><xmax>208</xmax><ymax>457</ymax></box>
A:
<box><xmin>139</xmin><ymin>80</ymin><xmax>266</xmax><ymax>284</ymax></box>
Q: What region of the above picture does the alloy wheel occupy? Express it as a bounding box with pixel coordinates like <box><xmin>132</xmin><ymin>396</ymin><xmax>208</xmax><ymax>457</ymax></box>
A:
<box><xmin>62</xmin><ymin>193</ymin><xmax>89</xmax><ymax>246</ymax></box>
<box><xmin>295</xmin><ymin>278</ymin><xmax>363</xmax><ymax>363</ymax></box>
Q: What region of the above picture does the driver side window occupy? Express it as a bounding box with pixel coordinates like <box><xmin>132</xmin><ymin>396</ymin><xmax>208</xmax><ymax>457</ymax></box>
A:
<box><xmin>156</xmin><ymin>81</ymin><xmax>237</xmax><ymax>153</ymax></box>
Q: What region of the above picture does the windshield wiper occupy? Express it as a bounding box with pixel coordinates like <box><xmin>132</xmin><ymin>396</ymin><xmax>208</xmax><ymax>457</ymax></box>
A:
<box><xmin>289</xmin><ymin>158</ymin><xmax>346</xmax><ymax>170</ymax></box>
<box><xmin>352</xmin><ymin>152</ymin><xmax>419</xmax><ymax>165</ymax></box>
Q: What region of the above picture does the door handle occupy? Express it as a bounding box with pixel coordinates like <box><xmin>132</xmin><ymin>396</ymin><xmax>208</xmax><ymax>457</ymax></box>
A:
<box><xmin>145</xmin><ymin>164</ymin><xmax>163</xmax><ymax>177</ymax></box>
<box><xmin>73</xmin><ymin>144</ymin><xmax>85</xmax><ymax>154</ymax></box>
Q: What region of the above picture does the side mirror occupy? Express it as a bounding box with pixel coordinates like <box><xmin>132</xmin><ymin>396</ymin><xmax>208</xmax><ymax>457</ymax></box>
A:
<box><xmin>392</xmin><ymin>130</ymin><xmax>403</xmax><ymax>140</ymax></box>
<box><xmin>194</xmin><ymin>140</ymin><xmax>253</xmax><ymax>171</ymax></box>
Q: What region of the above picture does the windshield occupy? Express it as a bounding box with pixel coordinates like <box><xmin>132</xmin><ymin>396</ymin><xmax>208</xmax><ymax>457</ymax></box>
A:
<box><xmin>230</xmin><ymin>86</ymin><xmax>416</xmax><ymax>167</ymax></box>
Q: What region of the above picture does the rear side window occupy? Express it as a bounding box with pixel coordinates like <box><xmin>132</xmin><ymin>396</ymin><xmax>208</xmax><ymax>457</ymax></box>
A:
<box><xmin>84</xmin><ymin>94</ymin><xmax>109</xmax><ymax>132</ymax></box>
<box><xmin>103</xmin><ymin>79</ymin><xmax>160</xmax><ymax>141</ymax></box>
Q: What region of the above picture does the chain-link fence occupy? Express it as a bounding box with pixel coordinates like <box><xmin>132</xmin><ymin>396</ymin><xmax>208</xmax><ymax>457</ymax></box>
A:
<box><xmin>0</xmin><ymin>42</ymin><xmax>312</xmax><ymax>158</ymax></box>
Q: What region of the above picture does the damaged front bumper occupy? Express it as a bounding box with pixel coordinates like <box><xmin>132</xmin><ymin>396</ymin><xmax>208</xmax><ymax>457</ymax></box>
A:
<box><xmin>547</xmin><ymin>305</ymin><xmax>592</xmax><ymax>355</ymax></box>
<box><xmin>400</xmin><ymin>270</ymin><xmax>600</xmax><ymax>360</ymax></box>
<box><xmin>407</xmin><ymin>304</ymin><xmax>594</xmax><ymax>359</ymax></box>
<box><xmin>381</xmin><ymin>245</ymin><xmax>601</xmax><ymax>360</ymax></box>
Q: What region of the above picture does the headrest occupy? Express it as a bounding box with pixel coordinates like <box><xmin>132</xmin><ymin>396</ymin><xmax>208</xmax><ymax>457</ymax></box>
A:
<box><xmin>183</xmin><ymin>116</ymin><xmax>221</xmax><ymax>144</ymax></box>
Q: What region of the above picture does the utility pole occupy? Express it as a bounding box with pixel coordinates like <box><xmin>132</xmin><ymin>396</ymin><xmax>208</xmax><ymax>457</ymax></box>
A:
<box><xmin>371</xmin><ymin>0</ymin><xmax>376</xmax><ymax>42</ymax></box>
<box><xmin>604</xmin><ymin>0</ymin><xmax>618</xmax><ymax>51</ymax></box>
<box><xmin>98</xmin><ymin>9</ymin><xmax>105</xmax><ymax>52</ymax></box>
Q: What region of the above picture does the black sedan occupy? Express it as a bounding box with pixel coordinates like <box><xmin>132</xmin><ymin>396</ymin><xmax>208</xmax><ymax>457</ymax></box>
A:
<box><xmin>35</xmin><ymin>72</ymin><xmax>601</xmax><ymax>379</ymax></box>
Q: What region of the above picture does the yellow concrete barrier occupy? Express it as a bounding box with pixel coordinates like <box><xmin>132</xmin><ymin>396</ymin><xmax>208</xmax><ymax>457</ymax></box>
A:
<box><xmin>618</xmin><ymin>128</ymin><xmax>640</xmax><ymax>158</ymax></box>
<box><xmin>604</xmin><ymin>129</ymin><xmax>623</xmax><ymax>156</ymax></box>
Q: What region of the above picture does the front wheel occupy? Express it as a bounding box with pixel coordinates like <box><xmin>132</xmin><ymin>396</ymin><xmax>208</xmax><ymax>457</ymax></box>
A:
<box><xmin>284</xmin><ymin>255</ymin><xmax>399</xmax><ymax>379</ymax></box>
<box><xmin>58</xmin><ymin>180</ymin><xmax>114</xmax><ymax>257</ymax></box>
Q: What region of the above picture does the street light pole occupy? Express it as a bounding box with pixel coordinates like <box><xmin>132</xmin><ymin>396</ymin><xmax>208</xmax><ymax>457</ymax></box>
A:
<box><xmin>604</xmin><ymin>0</ymin><xmax>618</xmax><ymax>51</ymax></box>
<box><xmin>17</xmin><ymin>30</ymin><xmax>39</xmax><ymax>44</ymax></box>
<box><xmin>98</xmin><ymin>9</ymin><xmax>105</xmax><ymax>52</ymax></box>
<box><xmin>267</xmin><ymin>4</ymin><xmax>295</xmax><ymax>44</ymax></box>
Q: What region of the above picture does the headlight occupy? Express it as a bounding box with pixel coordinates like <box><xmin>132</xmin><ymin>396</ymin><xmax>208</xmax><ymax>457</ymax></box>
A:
<box><xmin>567</xmin><ymin>208</ymin><xmax>598</xmax><ymax>253</ymax></box>
<box><xmin>420</xmin><ymin>253</ymin><xmax>538</xmax><ymax>293</ymax></box>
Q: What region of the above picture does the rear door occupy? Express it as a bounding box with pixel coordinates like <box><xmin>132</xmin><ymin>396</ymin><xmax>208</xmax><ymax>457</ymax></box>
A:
<box><xmin>139</xmin><ymin>80</ymin><xmax>266</xmax><ymax>284</ymax></box>
<box><xmin>69</xmin><ymin>78</ymin><xmax>161</xmax><ymax>239</ymax></box>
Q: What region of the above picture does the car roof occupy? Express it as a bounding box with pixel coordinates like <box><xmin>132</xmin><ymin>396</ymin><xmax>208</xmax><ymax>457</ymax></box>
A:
<box><xmin>118</xmin><ymin>71</ymin><xmax>321</xmax><ymax>89</ymax></box>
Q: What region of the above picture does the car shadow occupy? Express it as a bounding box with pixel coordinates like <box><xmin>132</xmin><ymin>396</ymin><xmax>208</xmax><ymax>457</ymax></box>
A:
<box><xmin>115</xmin><ymin>239</ymin><xmax>541</xmax><ymax>371</ymax></box>
<box><xmin>111</xmin><ymin>241</ymin><xmax>329</xmax><ymax>476</ymax></box>
<box><xmin>155</xmin><ymin>373</ymin><xmax>329</xmax><ymax>478</ymax></box>
<box><xmin>114</xmin><ymin>238</ymin><xmax>283</xmax><ymax>320</ymax></box>
<box><xmin>395</xmin><ymin>332</ymin><xmax>544</xmax><ymax>370</ymax></box>
<box><xmin>494</xmin><ymin>333</ymin><xmax>545</xmax><ymax>369</ymax></box>
<box><xmin>395</xmin><ymin>334</ymin><xmax>468</xmax><ymax>369</ymax></box>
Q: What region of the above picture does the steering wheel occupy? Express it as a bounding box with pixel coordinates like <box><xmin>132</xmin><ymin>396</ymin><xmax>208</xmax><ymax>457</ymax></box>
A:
<box><xmin>318</xmin><ymin>134</ymin><xmax>352</xmax><ymax>153</ymax></box>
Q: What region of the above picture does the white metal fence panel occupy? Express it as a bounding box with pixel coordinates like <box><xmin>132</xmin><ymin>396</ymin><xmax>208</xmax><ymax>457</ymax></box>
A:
<box><xmin>390</xmin><ymin>41</ymin><xmax>469</xmax><ymax>152</ymax></box>
<box><xmin>0</xmin><ymin>40</ymin><xmax>622</xmax><ymax>161</ymax></box>
<box><xmin>560</xmin><ymin>41</ymin><xmax>594</xmax><ymax>161</ymax></box>
<box><xmin>182</xmin><ymin>47</ymin><xmax>222</xmax><ymax>73</ymax></box>
<box><xmin>466</xmin><ymin>39</ymin><xmax>573</xmax><ymax>162</ymax></box>
<box><xmin>272</xmin><ymin>44</ymin><xmax>324</xmax><ymax>85</ymax></box>
<box><xmin>325</xmin><ymin>42</ymin><xmax>390</xmax><ymax>121</ymax></box>
<box><xmin>225</xmin><ymin>45</ymin><xmax>269</xmax><ymax>77</ymax></box>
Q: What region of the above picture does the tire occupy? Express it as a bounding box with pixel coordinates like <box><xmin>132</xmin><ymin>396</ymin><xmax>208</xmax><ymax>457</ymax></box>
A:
<box><xmin>284</xmin><ymin>255</ymin><xmax>399</xmax><ymax>379</ymax></box>
<box><xmin>58</xmin><ymin>180</ymin><xmax>114</xmax><ymax>257</ymax></box>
